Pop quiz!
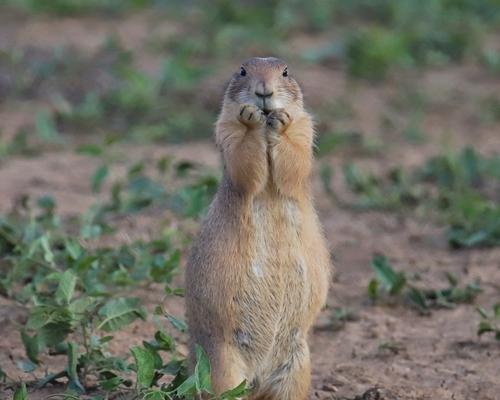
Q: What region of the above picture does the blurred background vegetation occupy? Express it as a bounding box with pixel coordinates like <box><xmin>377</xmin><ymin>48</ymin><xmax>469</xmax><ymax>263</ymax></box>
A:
<box><xmin>1</xmin><ymin>0</ymin><xmax>500</xmax><ymax>144</ymax></box>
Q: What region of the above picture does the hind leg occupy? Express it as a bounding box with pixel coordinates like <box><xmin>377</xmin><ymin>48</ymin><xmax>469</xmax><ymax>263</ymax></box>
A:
<box><xmin>212</xmin><ymin>344</ymin><xmax>247</xmax><ymax>395</ymax></box>
<box><xmin>253</xmin><ymin>343</ymin><xmax>311</xmax><ymax>400</ymax></box>
<box><xmin>198</xmin><ymin>342</ymin><xmax>248</xmax><ymax>396</ymax></box>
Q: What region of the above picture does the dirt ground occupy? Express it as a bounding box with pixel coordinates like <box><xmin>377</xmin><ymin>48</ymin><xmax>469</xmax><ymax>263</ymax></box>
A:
<box><xmin>1</xmin><ymin>9</ymin><xmax>500</xmax><ymax>400</ymax></box>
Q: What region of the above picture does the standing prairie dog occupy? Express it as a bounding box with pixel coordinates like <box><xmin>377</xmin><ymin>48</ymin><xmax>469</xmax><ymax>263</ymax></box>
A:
<box><xmin>185</xmin><ymin>57</ymin><xmax>332</xmax><ymax>400</ymax></box>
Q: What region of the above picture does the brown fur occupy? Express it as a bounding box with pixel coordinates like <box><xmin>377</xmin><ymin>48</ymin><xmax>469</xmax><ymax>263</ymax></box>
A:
<box><xmin>185</xmin><ymin>57</ymin><xmax>332</xmax><ymax>400</ymax></box>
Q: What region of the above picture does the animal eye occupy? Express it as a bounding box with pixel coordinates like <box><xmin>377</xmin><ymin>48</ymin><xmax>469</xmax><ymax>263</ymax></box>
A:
<box><xmin>282</xmin><ymin>68</ymin><xmax>288</xmax><ymax>77</ymax></box>
<box><xmin>240</xmin><ymin>67</ymin><xmax>247</xmax><ymax>76</ymax></box>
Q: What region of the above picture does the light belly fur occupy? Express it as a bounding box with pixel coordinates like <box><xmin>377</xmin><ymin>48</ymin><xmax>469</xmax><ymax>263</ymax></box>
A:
<box><xmin>236</xmin><ymin>198</ymin><xmax>313</xmax><ymax>364</ymax></box>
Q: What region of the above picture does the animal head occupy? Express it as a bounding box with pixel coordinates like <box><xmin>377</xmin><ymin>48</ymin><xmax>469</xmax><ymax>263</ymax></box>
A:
<box><xmin>224</xmin><ymin>57</ymin><xmax>304</xmax><ymax>114</ymax></box>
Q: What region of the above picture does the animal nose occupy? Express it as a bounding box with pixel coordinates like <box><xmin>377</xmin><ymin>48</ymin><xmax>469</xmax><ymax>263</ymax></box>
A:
<box><xmin>255</xmin><ymin>81</ymin><xmax>273</xmax><ymax>99</ymax></box>
<box><xmin>255</xmin><ymin>90</ymin><xmax>273</xmax><ymax>99</ymax></box>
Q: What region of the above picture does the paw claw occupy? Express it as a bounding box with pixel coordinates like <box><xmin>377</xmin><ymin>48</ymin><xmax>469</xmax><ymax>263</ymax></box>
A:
<box><xmin>238</xmin><ymin>104</ymin><xmax>266</xmax><ymax>127</ymax></box>
<box><xmin>266</xmin><ymin>109</ymin><xmax>292</xmax><ymax>133</ymax></box>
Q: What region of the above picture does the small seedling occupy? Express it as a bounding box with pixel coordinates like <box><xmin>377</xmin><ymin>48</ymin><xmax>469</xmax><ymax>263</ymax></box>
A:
<box><xmin>368</xmin><ymin>255</ymin><xmax>481</xmax><ymax>312</ymax></box>
<box><xmin>377</xmin><ymin>341</ymin><xmax>405</xmax><ymax>356</ymax></box>
<box><xmin>315</xmin><ymin>307</ymin><xmax>358</xmax><ymax>332</ymax></box>
<box><xmin>477</xmin><ymin>304</ymin><xmax>500</xmax><ymax>341</ymax></box>
<box><xmin>368</xmin><ymin>255</ymin><xmax>406</xmax><ymax>300</ymax></box>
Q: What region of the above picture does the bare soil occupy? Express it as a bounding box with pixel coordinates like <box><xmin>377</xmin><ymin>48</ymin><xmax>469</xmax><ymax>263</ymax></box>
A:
<box><xmin>1</xmin><ymin>10</ymin><xmax>499</xmax><ymax>400</ymax></box>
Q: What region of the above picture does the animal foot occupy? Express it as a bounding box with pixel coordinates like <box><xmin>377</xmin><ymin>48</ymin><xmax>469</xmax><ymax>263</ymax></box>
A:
<box><xmin>238</xmin><ymin>104</ymin><xmax>267</xmax><ymax>128</ymax></box>
<box><xmin>266</xmin><ymin>108</ymin><xmax>292</xmax><ymax>133</ymax></box>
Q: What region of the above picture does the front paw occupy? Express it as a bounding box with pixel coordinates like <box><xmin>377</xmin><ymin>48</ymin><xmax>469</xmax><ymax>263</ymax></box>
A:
<box><xmin>266</xmin><ymin>109</ymin><xmax>292</xmax><ymax>133</ymax></box>
<box><xmin>238</xmin><ymin>104</ymin><xmax>266</xmax><ymax>128</ymax></box>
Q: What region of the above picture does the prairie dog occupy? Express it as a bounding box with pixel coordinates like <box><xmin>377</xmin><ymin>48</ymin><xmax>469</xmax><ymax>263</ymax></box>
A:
<box><xmin>185</xmin><ymin>57</ymin><xmax>332</xmax><ymax>400</ymax></box>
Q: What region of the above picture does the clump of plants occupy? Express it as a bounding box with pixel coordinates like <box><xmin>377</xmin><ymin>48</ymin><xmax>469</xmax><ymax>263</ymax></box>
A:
<box><xmin>367</xmin><ymin>255</ymin><xmax>481</xmax><ymax>313</ymax></box>
<box><xmin>0</xmin><ymin>154</ymin><xmax>225</xmax><ymax>398</ymax></box>
<box><xmin>477</xmin><ymin>304</ymin><xmax>500</xmax><ymax>341</ymax></box>
<box><xmin>306</xmin><ymin>0</ymin><xmax>500</xmax><ymax>79</ymax></box>
<box><xmin>328</xmin><ymin>147</ymin><xmax>500</xmax><ymax>249</ymax></box>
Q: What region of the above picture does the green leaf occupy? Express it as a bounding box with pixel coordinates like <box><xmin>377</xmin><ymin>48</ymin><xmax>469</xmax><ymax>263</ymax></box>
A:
<box><xmin>143</xmin><ymin>390</ymin><xmax>165</xmax><ymax>400</ymax></box>
<box><xmin>371</xmin><ymin>255</ymin><xmax>406</xmax><ymax>295</ymax></box>
<box><xmin>407</xmin><ymin>287</ymin><xmax>429</xmax><ymax>310</ymax></box>
<box><xmin>80</xmin><ymin>223</ymin><xmax>102</xmax><ymax>239</ymax></box>
<box><xmin>444</xmin><ymin>272</ymin><xmax>458</xmax><ymax>287</ymax></box>
<box><xmin>150</xmin><ymin>250</ymin><xmax>180</xmax><ymax>283</ymax></box>
<box><xmin>367</xmin><ymin>279</ymin><xmax>379</xmax><ymax>301</ymax></box>
<box><xmin>37</xmin><ymin>195</ymin><xmax>56</xmax><ymax>212</ymax></box>
<box><xmin>67</xmin><ymin>342</ymin><xmax>85</xmax><ymax>393</ymax></box>
<box><xmin>21</xmin><ymin>330</ymin><xmax>39</xmax><ymax>364</ymax></box>
<box><xmin>174</xmin><ymin>160</ymin><xmax>197</xmax><ymax>177</ymax></box>
<box><xmin>320</xmin><ymin>164</ymin><xmax>335</xmax><ymax>198</ymax></box>
<box><xmin>0</xmin><ymin>366</ymin><xmax>6</xmax><ymax>382</ymax></box>
<box><xmin>478</xmin><ymin>321</ymin><xmax>494</xmax><ymax>336</ymax></box>
<box><xmin>100</xmin><ymin>376</ymin><xmax>123</xmax><ymax>391</ymax></box>
<box><xmin>154</xmin><ymin>330</ymin><xmax>175</xmax><ymax>351</ymax></box>
<box><xmin>55</xmin><ymin>270</ymin><xmax>77</xmax><ymax>305</ymax></box>
<box><xmin>157</xmin><ymin>156</ymin><xmax>172</xmax><ymax>174</ymax></box>
<box><xmin>164</xmin><ymin>286</ymin><xmax>185</xmax><ymax>297</ymax></box>
<box><xmin>76</xmin><ymin>143</ymin><xmax>103</xmax><ymax>156</ymax></box>
<box><xmin>175</xmin><ymin>374</ymin><xmax>197</xmax><ymax>397</ymax></box>
<box><xmin>477</xmin><ymin>307</ymin><xmax>490</xmax><ymax>319</ymax></box>
<box><xmin>494</xmin><ymin>303</ymin><xmax>500</xmax><ymax>319</ymax></box>
<box><xmin>131</xmin><ymin>346</ymin><xmax>156</xmax><ymax>388</ymax></box>
<box><xmin>40</xmin><ymin>234</ymin><xmax>54</xmax><ymax>264</ymax></box>
<box><xmin>161</xmin><ymin>359</ymin><xmax>183</xmax><ymax>376</ymax></box>
<box><xmin>26</xmin><ymin>306</ymin><xmax>73</xmax><ymax>347</ymax></box>
<box><xmin>220</xmin><ymin>380</ymin><xmax>249</xmax><ymax>399</ymax></box>
<box><xmin>97</xmin><ymin>298</ymin><xmax>146</xmax><ymax>332</ymax></box>
<box><xmin>13</xmin><ymin>382</ymin><xmax>28</xmax><ymax>400</ymax></box>
<box><xmin>142</xmin><ymin>341</ymin><xmax>164</xmax><ymax>369</ymax></box>
<box><xmin>35</xmin><ymin>110</ymin><xmax>61</xmax><ymax>143</ymax></box>
<box><xmin>166</xmin><ymin>314</ymin><xmax>187</xmax><ymax>333</ymax></box>
<box><xmin>68</xmin><ymin>297</ymin><xmax>98</xmax><ymax>320</ymax></box>
<box><xmin>194</xmin><ymin>345</ymin><xmax>213</xmax><ymax>394</ymax></box>
<box><xmin>92</xmin><ymin>164</ymin><xmax>109</xmax><ymax>193</ymax></box>
<box><xmin>39</xmin><ymin>322</ymin><xmax>73</xmax><ymax>347</ymax></box>
<box><xmin>65</xmin><ymin>238</ymin><xmax>82</xmax><ymax>260</ymax></box>
<box><xmin>174</xmin><ymin>346</ymin><xmax>213</xmax><ymax>397</ymax></box>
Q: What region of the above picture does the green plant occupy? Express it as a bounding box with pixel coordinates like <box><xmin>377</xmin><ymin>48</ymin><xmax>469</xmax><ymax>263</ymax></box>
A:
<box><xmin>0</xmin><ymin>152</ymin><xmax>234</xmax><ymax>397</ymax></box>
<box><xmin>367</xmin><ymin>255</ymin><xmax>407</xmax><ymax>299</ymax></box>
<box><xmin>477</xmin><ymin>304</ymin><xmax>500</xmax><ymax>341</ymax></box>
<box><xmin>138</xmin><ymin>344</ymin><xmax>248</xmax><ymax>400</ymax></box>
<box><xmin>315</xmin><ymin>131</ymin><xmax>364</xmax><ymax>157</ymax></box>
<box><xmin>315</xmin><ymin>307</ymin><xmax>358</xmax><ymax>332</ymax></box>
<box><xmin>0</xmin><ymin>201</ymin><xmax>181</xmax><ymax>390</ymax></box>
<box><xmin>13</xmin><ymin>383</ymin><xmax>28</xmax><ymax>400</ymax></box>
<box><xmin>479</xmin><ymin>95</ymin><xmax>500</xmax><ymax>123</ymax></box>
<box><xmin>340</xmin><ymin>148</ymin><xmax>500</xmax><ymax>248</ymax></box>
<box><xmin>302</xmin><ymin>0</ymin><xmax>498</xmax><ymax>79</ymax></box>
<box><xmin>2</xmin><ymin>0</ymin><xmax>154</xmax><ymax>15</ymax></box>
<box><xmin>342</xmin><ymin>163</ymin><xmax>423</xmax><ymax>210</ymax></box>
<box><xmin>368</xmin><ymin>255</ymin><xmax>481</xmax><ymax>312</ymax></box>
<box><xmin>0</xmin><ymin>130</ymin><xmax>39</xmax><ymax>161</ymax></box>
<box><xmin>345</xmin><ymin>28</ymin><xmax>411</xmax><ymax>80</ymax></box>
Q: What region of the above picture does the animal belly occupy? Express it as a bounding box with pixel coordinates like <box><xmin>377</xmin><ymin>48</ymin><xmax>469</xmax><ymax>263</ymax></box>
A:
<box><xmin>233</xmin><ymin>259</ymin><xmax>311</xmax><ymax>372</ymax></box>
<box><xmin>232</xmin><ymin>198</ymin><xmax>315</xmax><ymax>365</ymax></box>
